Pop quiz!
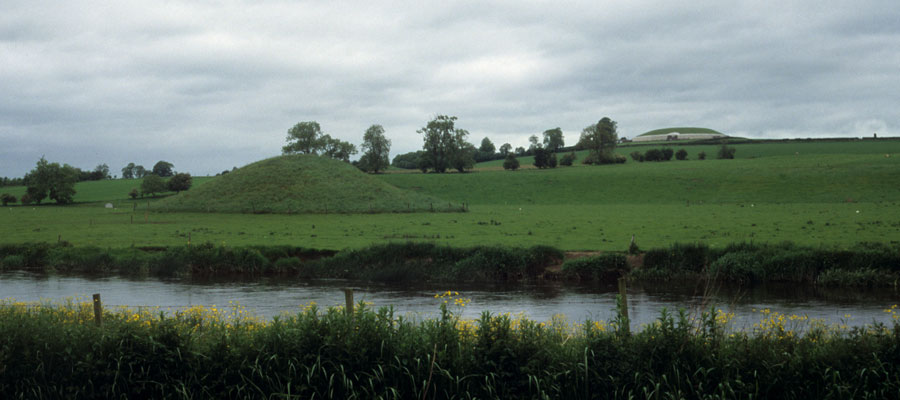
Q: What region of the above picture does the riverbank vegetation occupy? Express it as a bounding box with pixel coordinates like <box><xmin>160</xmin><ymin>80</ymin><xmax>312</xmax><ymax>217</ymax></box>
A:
<box><xmin>1</xmin><ymin>296</ymin><xmax>898</xmax><ymax>398</ymax></box>
<box><xmin>2</xmin><ymin>241</ymin><xmax>898</xmax><ymax>287</ymax></box>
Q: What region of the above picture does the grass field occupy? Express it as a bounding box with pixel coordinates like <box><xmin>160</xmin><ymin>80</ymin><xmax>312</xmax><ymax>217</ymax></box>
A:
<box><xmin>1</xmin><ymin>140</ymin><xmax>898</xmax><ymax>251</ymax></box>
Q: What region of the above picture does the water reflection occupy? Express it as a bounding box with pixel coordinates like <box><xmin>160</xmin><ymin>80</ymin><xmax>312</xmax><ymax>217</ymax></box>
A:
<box><xmin>1</xmin><ymin>271</ymin><xmax>897</xmax><ymax>329</ymax></box>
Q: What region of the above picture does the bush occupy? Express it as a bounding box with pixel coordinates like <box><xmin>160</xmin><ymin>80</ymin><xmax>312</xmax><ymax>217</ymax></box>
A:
<box><xmin>583</xmin><ymin>152</ymin><xmax>622</xmax><ymax>165</ymax></box>
<box><xmin>675</xmin><ymin>149</ymin><xmax>688</xmax><ymax>160</ymax></box>
<box><xmin>502</xmin><ymin>154</ymin><xmax>520</xmax><ymax>171</ymax></box>
<box><xmin>548</xmin><ymin>153</ymin><xmax>558</xmax><ymax>168</ymax></box>
<box><xmin>698</xmin><ymin>151</ymin><xmax>706</xmax><ymax>160</ymax></box>
<box><xmin>661</xmin><ymin>148</ymin><xmax>674</xmax><ymax>161</ymax></box>
<box><xmin>630</xmin><ymin>151</ymin><xmax>644</xmax><ymax>162</ymax></box>
<box><xmin>0</xmin><ymin>193</ymin><xmax>15</xmax><ymax>206</ymax></box>
<box><xmin>561</xmin><ymin>254</ymin><xmax>627</xmax><ymax>281</ymax></box>
<box><xmin>560</xmin><ymin>152</ymin><xmax>576</xmax><ymax>166</ymax></box>
<box><xmin>717</xmin><ymin>144</ymin><xmax>736</xmax><ymax>159</ymax></box>
<box><xmin>644</xmin><ymin>149</ymin><xmax>663</xmax><ymax>162</ymax></box>
<box><xmin>19</xmin><ymin>192</ymin><xmax>33</xmax><ymax>205</ymax></box>
<box><xmin>128</xmin><ymin>188</ymin><xmax>139</xmax><ymax>199</ymax></box>
<box><xmin>0</xmin><ymin>255</ymin><xmax>24</xmax><ymax>270</ymax></box>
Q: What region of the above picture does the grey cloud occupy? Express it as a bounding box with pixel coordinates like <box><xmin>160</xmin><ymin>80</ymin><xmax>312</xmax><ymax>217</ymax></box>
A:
<box><xmin>2</xmin><ymin>1</ymin><xmax>899</xmax><ymax>177</ymax></box>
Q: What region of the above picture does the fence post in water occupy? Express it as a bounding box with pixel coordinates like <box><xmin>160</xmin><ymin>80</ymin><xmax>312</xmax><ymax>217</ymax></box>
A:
<box><xmin>617</xmin><ymin>277</ymin><xmax>629</xmax><ymax>333</ymax></box>
<box><xmin>92</xmin><ymin>293</ymin><xmax>103</xmax><ymax>326</ymax></box>
<box><xmin>342</xmin><ymin>288</ymin><xmax>354</xmax><ymax>315</ymax></box>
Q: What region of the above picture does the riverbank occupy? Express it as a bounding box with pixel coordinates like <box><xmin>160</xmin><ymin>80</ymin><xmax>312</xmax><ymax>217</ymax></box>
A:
<box><xmin>1</xmin><ymin>241</ymin><xmax>898</xmax><ymax>287</ymax></box>
<box><xmin>1</xmin><ymin>297</ymin><xmax>898</xmax><ymax>398</ymax></box>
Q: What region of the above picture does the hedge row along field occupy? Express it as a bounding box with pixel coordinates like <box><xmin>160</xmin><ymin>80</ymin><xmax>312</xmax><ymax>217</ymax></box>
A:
<box><xmin>3</xmin><ymin>241</ymin><xmax>898</xmax><ymax>287</ymax></box>
<box><xmin>2</xmin><ymin>296</ymin><xmax>899</xmax><ymax>399</ymax></box>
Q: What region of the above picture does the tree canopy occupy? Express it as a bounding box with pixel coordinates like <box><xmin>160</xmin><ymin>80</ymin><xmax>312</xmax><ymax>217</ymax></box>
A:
<box><xmin>360</xmin><ymin>124</ymin><xmax>391</xmax><ymax>173</ymax></box>
<box><xmin>141</xmin><ymin>174</ymin><xmax>167</xmax><ymax>197</ymax></box>
<box><xmin>167</xmin><ymin>173</ymin><xmax>192</xmax><ymax>193</ymax></box>
<box><xmin>152</xmin><ymin>161</ymin><xmax>175</xmax><ymax>177</ymax></box>
<box><xmin>418</xmin><ymin>115</ymin><xmax>474</xmax><ymax>173</ymax></box>
<box><xmin>542</xmin><ymin>128</ymin><xmax>564</xmax><ymax>152</ymax></box>
<box><xmin>578</xmin><ymin>117</ymin><xmax>619</xmax><ymax>164</ymax></box>
<box><xmin>24</xmin><ymin>157</ymin><xmax>78</xmax><ymax>205</ymax></box>
<box><xmin>283</xmin><ymin>121</ymin><xmax>324</xmax><ymax>155</ymax></box>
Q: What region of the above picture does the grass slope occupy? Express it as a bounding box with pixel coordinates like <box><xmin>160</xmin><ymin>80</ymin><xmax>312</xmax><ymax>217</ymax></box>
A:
<box><xmin>1</xmin><ymin>140</ymin><xmax>898</xmax><ymax>250</ymax></box>
<box><xmin>155</xmin><ymin>155</ymin><xmax>456</xmax><ymax>214</ymax></box>
<box><xmin>638</xmin><ymin>127</ymin><xmax>724</xmax><ymax>136</ymax></box>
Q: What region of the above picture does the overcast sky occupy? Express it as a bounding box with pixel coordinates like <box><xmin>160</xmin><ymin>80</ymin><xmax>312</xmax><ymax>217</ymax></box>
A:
<box><xmin>2</xmin><ymin>1</ymin><xmax>898</xmax><ymax>177</ymax></box>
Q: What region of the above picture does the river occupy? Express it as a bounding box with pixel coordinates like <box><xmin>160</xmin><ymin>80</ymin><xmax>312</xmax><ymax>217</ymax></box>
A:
<box><xmin>1</xmin><ymin>271</ymin><xmax>897</xmax><ymax>329</ymax></box>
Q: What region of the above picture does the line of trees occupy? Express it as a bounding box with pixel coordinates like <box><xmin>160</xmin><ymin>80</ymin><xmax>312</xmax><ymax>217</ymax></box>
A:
<box><xmin>390</xmin><ymin>116</ymin><xmax>624</xmax><ymax>172</ymax></box>
<box><xmin>282</xmin><ymin>121</ymin><xmax>391</xmax><ymax>173</ymax></box>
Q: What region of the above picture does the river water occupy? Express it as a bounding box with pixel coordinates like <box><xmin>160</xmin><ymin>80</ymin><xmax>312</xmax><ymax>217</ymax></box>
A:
<box><xmin>1</xmin><ymin>271</ymin><xmax>897</xmax><ymax>329</ymax></box>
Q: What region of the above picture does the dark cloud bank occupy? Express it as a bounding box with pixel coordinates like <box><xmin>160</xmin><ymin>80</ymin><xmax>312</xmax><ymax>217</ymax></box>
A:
<box><xmin>2</xmin><ymin>1</ymin><xmax>898</xmax><ymax>177</ymax></box>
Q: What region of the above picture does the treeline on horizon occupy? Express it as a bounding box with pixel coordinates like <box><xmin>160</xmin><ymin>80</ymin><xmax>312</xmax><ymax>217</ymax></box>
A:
<box><xmin>2</xmin><ymin>241</ymin><xmax>898</xmax><ymax>288</ymax></box>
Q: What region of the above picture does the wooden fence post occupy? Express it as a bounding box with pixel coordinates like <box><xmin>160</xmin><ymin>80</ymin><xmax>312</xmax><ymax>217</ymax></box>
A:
<box><xmin>618</xmin><ymin>277</ymin><xmax>629</xmax><ymax>333</ymax></box>
<box><xmin>92</xmin><ymin>293</ymin><xmax>103</xmax><ymax>326</ymax></box>
<box><xmin>342</xmin><ymin>288</ymin><xmax>354</xmax><ymax>315</ymax></box>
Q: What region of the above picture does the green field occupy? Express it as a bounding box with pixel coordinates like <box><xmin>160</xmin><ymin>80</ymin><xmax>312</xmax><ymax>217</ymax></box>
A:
<box><xmin>1</xmin><ymin>140</ymin><xmax>898</xmax><ymax>250</ymax></box>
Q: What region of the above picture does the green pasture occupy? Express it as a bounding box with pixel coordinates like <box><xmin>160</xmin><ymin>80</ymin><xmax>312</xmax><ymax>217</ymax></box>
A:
<box><xmin>1</xmin><ymin>140</ymin><xmax>899</xmax><ymax>251</ymax></box>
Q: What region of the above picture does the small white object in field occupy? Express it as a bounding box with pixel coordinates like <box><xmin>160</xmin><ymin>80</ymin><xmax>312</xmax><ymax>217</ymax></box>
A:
<box><xmin>856</xmin><ymin>210</ymin><xmax>860</xmax><ymax>213</ymax></box>
<box><xmin>105</xmin><ymin>203</ymin><xmax>114</xmax><ymax>209</ymax></box>
<box><xmin>519</xmin><ymin>208</ymin><xmax>522</xmax><ymax>211</ymax></box>
<box><xmin>750</xmin><ymin>204</ymin><xmax>754</xmax><ymax>207</ymax></box>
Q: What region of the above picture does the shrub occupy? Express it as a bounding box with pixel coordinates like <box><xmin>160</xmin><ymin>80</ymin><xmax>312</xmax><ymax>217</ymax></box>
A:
<box><xmin>644</xmin><ymin>149</ymin><xmax>663</xmax><ymax>161</ymax></box>
<box><xmin>707</xmin><ymin>251</ymin><xmax>761</xmax><ymax>283</ymax></box>
<box><xmin>641</xmin><ymin>243</ymin><xmax>710</xmax><ymax>273</ymax></box>
<box><xmin>0</xmin><ymin>193</ymin><xmax>15</xmax><ymax>206</ymax></box>
<box><xmin>717</xmin><ymin>144</ymin><xmax>736</xmax><ymax>159</ymax></box>
<box><xmin>502</xmin><ymin>154</ymin><xmax>520</xmax><ymax>171</ymax></box>
<box><xmin>561</xmin><ymin>254</ymin><xmax>627</xmax><ymax>281</ymax></box>
<box><xmin>630</xmin><ymin>151</ymin><xmax>643</xmax><ymax>162</ymax></box>
<box><xmin>128</xmin><ymin>188</ymin><xmax>139</xmax><ymax>199</ymax></box>
<box><xmin>19</xmin><ymin>192</ymin><xmax>33</xmax><ymax>205</ymax></box>
<box><xmin>698</xmin><ymin>151</ymin><xmax>706</xmax><ymax>160</ymax></box>
<box><xmin>614</xmin><ymin>154</ymin><xmax>627</xmax><ymax>163</ymax></box>
<box><xmin>661</xmin><ymin>148</ymin><xmax>674</xmax><ymax>161</ymax></box>
<box><xmin>0</xmin><ymin>255</ymin><xmax>24</xmax><ymax>270</ymax></box>
<box><xmin>675</xmin><ymin>149</ymin><xmax>688</xmax><ymax>160</ymax></box>
<box><xmin>560</xmin><ymin>152</ymin><xmax>576</xmax><ymax>166</ymax></box>
<box><xmin>548</xmin><ymin>153</ymin><xmax>558</xmax><ymax>168</ymax></box>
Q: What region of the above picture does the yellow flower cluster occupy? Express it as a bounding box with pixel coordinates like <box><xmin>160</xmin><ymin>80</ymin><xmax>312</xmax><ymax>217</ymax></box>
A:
<box><xmin>884</xmin><ymin>304</ymin><xmax>899</xmax><ymax>320</ymax></box>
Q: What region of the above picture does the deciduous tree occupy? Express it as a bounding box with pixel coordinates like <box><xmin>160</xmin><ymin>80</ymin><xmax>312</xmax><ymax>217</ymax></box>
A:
<box><xmin>24</xmin><ymin>157</ymin><xmax>78</xmax><ymax>204</ymax></box>
<box><xmin>578</xmin><ymin>117</ymin><xmax>618</xmax><ymax>164</ymax></box>
<box><xmin>542</xmin><ymin>128</ymin><xmax>564</xmax><ymax>153</ymax></box>
<box><xmin>282</xmin><ymin>121</ymin><xmax>325</xmax><ymax>154</ymax></box>
<box><xmin>360</xmin><ymin>124</ymin><xmax>391</xmax><ymax>173</ymax></box>
<box><xmin>418</xmin><ymin>115</ymin><xmax>473</xmax><ymax>173</ymax></box>
<box><xmin>167</xmin><ymin>173</ymin><xmax>192</xmax><ymax>193</ymax></box>
<box><xmin>152</xmin><ymin>161</ymin><xmax>174</xmax><ymax>177</ymax></box>
<box><xmin>141</xmin><ymin>174</ymin><xmax>166</xmax><ymax>197</ymax></box>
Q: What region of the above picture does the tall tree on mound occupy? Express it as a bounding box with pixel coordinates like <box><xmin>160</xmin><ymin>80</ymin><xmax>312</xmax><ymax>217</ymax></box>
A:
<box><xmin>321</xmin><ymin>135</ymin><xmax>357</xmax><ymax>162</ymax></box>
<box><xmin>418</xmin><ymin>115</ymin><xmax>473</xmax><ymax>173</ymax></box>
<box><xmin>360</xmin><ymin>124</ymin><xmax>391</xmax><ymax>173</ymax></box>
<box><xmin>578</xmin><ymin>117</ymin><xmax>618</xmax><ymax>163</ymax></box>
<box><xmin>283</xmin><ymin>121</ymin><xmax>326</xmax><ymax>155</ymax></box>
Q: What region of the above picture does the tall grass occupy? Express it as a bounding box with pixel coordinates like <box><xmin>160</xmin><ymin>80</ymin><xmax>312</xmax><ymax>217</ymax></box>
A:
<box><xmin>2</xmin><ymin>297</ymin><xmax>899</xmax><ymax>398</ymax></box>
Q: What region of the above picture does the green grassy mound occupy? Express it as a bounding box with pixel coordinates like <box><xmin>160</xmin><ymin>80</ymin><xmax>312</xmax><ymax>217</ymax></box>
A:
<box><xmin>638</xmin><ymin>127</ymin><xmax>724</xmax><ymax>136</ymax></box>
<box><xmin>156</xmin><ymin>155</ymin><xmax>456</xmax><ymax>214</ymax></box>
